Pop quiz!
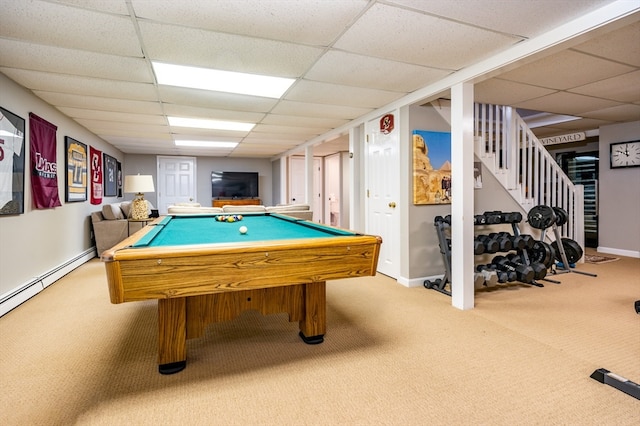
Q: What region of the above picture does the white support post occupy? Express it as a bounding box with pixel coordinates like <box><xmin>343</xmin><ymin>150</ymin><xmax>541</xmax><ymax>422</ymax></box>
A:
<box><xmin>450</xmin><ymin>82</ymin><xmax>475</xmax><ymax>310</ymax></box>
<box><xmin>305</xmin><ymin>146</ymin><xmax>314</xmax><ymax>205</ymax></box>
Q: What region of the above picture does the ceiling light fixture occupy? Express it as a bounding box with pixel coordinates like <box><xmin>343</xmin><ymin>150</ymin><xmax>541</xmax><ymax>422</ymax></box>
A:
<box><xmin>174</xmin><ymin>140</ymin><xmax>238</xmax><ymax>148</ymax></box>
<box><xmin>153</xmin><ymin>61</ymin><xmax>295</xmax><ymax>99</ymax></box>
<box><xmin>168</xmin><ymin>116</ymin><xmax>254</xmax><ymax>132</ymax></box>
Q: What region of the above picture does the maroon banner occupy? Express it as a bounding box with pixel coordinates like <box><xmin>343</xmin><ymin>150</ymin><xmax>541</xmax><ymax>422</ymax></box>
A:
<box><xmin>29</xmin><ymin>113</ymin><xmax>61</xmax><ymax>209</ymax></box>
<box><xmin>90</xmin><ymin>146</ymin><xmax>102</xmax><ymax>205</ymax></box>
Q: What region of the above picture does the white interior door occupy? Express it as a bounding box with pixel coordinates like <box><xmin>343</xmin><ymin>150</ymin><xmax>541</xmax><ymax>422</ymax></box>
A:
<box><xmin>157</xmin><ymin>156</ymin><xmax>197</xmax><ymax>214</ymax></box>
<box><xmin>290</xmin><ymin>156</ymin><xmax>322</xmax><ymax>222</ymax></box>
<box><xmin>365</xmin><ymin>113</ymin><xmax>401</xmax><ymax>278</ymax></box>
<box><xmin>324</xmin><ymin>153</ymin><xmax>341</xmax><ymax>226</ymax></box>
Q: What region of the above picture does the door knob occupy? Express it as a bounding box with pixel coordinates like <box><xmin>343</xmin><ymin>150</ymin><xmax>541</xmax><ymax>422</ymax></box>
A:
<box><xmin>388</xmin><ymin>202</ymin><xmax>396</xmax><ymax>208</ymax></box>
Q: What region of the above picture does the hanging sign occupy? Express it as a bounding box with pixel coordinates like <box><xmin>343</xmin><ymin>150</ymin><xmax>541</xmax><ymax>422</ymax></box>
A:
<box><xmin>540</xmin><ymin>132</ymin><xmax>585</xmax><ymax>146</ymax></box>
<box><xmin>380</xmin><ymin>114</ymin><xmax>394</xmax><ymax>134</ymax></box>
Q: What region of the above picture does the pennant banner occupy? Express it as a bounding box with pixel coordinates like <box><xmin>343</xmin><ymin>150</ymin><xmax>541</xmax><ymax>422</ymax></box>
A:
<box><xmin>90</xmin><ymin>146</ymin><xmax>103</xmax><ymax>204</ymax></box>
<box><xmin>29</xmin><ymin>113</ymin><xmax>61</xmax><ymax>209</ymax></box>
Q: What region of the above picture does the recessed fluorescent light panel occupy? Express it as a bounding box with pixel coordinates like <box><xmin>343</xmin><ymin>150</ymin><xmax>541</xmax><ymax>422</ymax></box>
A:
<box><xmin>168</xmin><ymin>116</ymin><xmax>254</xmax><ymax>132</ymax></box>
<box><xmin>175</xmin><ymin>140</ymin><xmax>238</xmax><ymax>148</ymax></box>
<box><xmin>153</xmin><ymin>62</ymin><xmax>295</xmax><ymax>99</ymax></box>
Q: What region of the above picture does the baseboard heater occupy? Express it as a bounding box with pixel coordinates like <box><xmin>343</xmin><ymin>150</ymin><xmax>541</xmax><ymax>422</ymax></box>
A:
<box><xmin>0</xmin><ymin>248</ymin><xmax>96</xmax><ymax>317</ymax></box>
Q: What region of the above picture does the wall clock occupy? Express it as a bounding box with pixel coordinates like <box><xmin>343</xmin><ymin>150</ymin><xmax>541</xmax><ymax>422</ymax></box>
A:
<box><xmin>610</xmin><ymin>140</ymin><xmax>640</xmax><ymax>169</ymax></box>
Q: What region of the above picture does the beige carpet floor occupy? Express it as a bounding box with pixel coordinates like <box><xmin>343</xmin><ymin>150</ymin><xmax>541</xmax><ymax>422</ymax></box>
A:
<box><xmin>1</xmin><ymin>252</ymin><xmax>638</xmax><ymax>425</ymax></box>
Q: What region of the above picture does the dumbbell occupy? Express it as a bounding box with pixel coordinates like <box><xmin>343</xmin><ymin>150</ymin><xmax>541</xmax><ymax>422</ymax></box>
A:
<box><xmin>502</xmin><ymin>212</ymin><xmax>523</xmax><ymax>224</ymax></box>
<box><xmin>477</xmin><ymin>264</ymin><xmax>511</xmax><ymax>283</ymax></box>
<box><xmin>475</xmin><ymin>234</ymin><xmax>500</xmax><ymax>253</ymax></box>
<box><xmin>519</xmin><ymin>234</ymin><xmax>535</xmax><ymax>249</ymax></box>
<box><xmin>491</xmin><ymin>255</ymin><xmax>535</xmax><ymax>283</ymax></box>
<box><xmin>506</xmin><ymin>254</ymin><xmax>547</xmax><ymax>280</ymax></box>
<box><xmin>446</xmin><ymin>238</ymin><xmax>485</xmax><ymax>255</ymax></box>
<box><xmin>482</xmin><ymin>211</ymin><xmax>503</xmax><ymax>224</ymax></box>
<box><xmin>488</xmin><ymin>232</ymin><xmax>513</xmax><ymax>252</ymax></box>
<box><xmin>474</xmin><ymin>267</ymin><xmax>498</xmax><ymax>286</ymax></box>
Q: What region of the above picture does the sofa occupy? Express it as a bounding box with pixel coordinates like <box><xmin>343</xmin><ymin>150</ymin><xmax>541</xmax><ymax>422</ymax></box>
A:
<box><xmin>167</xmin><ymin>202</ymin><xmax>313</xmax><ymax>221</ymax></box>
<box><xmin>90</xmin><ymin>200</ymin><xmax>154</xmax><ymax>257</ymax></box>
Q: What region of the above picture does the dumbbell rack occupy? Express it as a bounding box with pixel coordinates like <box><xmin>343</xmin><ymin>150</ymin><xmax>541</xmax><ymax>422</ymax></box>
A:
<box><xmin>425</xmin><ymin>212</ymin><xmax>553</xmax><ymax>296</ymax></box>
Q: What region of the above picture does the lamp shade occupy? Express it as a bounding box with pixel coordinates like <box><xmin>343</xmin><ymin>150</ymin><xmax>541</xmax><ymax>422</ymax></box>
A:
<box><xmin>124</xmin><ymin>175</ymin><xmax>155</xmax><ymax>194</ymax></box>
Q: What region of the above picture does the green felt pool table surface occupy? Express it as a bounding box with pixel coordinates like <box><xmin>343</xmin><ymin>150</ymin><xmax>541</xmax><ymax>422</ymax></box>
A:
<box><xmin>133</xmin><ymin>213</ymin><xmax>353</xmax><ymax>247</ymax></box>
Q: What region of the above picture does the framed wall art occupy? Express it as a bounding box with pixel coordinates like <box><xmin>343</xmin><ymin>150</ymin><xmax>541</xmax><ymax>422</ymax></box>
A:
<box><xmin>412</xmin><ymin>130</ymin><xmax>451</xmax><ymax>205</ymax></box>
<box><xmin>65</xmin><ymin>136</ymin><xmax>87</xmax><ymax>202</ymax></box>
<box><xmin>103</xmin><ymin>153</ymin><xmax>118</xmax><ymax>197</ymax></box>
<box><xmin>0</xmin><ymin>106</ymin><xmax>26</xmax><ymax>215</ymax></box>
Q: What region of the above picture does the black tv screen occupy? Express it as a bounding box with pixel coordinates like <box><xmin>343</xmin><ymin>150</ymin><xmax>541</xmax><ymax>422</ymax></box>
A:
<box><xmin>211</xmin><ymin>171</ymin><xmax>259</xmax><ymax>199</ymax></box>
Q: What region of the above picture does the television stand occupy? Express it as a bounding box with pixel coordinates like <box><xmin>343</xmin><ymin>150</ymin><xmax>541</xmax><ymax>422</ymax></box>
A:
<box><xmin>212</xmin><ymin>199</ymin><xmax>261</xmax><ymax>208</ymax></box>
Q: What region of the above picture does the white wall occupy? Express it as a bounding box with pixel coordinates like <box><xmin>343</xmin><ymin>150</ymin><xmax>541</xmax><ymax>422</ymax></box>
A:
<box><xmin>0</xmin><ymin>74</ymin><xmax>123</xmax><ymax>301</ymax></box>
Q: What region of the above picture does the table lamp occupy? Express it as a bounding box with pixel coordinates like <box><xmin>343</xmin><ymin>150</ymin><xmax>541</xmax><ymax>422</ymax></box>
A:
<box><xmin>124</xmin><ymin>174</ymin><xmax>155</xmax><ymax>220</ymax></box>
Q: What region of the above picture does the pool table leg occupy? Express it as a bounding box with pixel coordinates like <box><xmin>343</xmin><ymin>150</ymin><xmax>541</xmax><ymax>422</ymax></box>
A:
<box><xmin>298</xmin><ymin>281</ymin><xmax>326</xmax><ymax>344</ymax></box>
<box><xmin>158</xmin><ymin>298</ymin><xmax>187</xmax><ymax>374</ymax></box>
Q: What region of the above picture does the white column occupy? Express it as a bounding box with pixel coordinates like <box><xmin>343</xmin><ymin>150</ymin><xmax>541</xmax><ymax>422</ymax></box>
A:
<box><xmin>305</xmin><ymin>146</ymin><xmax>314</xmax><ymax>205</ymax></box>
<box><xmin>450</xmin><ymin>82</ymin><xmax>475</xmax><ymax>310</ymax></box>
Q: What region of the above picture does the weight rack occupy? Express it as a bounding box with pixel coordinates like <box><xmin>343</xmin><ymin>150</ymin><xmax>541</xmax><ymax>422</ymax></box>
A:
<box><xmin>424</xmin><ymin>211</ymin><xmax>553</xmax><ymax>296</ymax></box>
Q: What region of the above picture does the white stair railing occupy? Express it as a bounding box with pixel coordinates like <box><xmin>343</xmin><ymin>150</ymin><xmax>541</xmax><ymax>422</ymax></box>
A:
<box><xmin>474</xmin><ymin>103</ymin><xmax>584</xmax><ymax>247</ymax></box>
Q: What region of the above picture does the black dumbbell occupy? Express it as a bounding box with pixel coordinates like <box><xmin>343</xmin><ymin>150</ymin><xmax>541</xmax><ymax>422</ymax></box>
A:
<box><xmin>519</xmin><ymin>234</ymin><xmax>535</xmax><ymax>249</ymax></box>
<box><xmin>476</xmin><ymin>235</ymin><xmax>500</xmax><ymax>253</ymax></box>
<box><xmin>488</xmin><ymin>232</ymin><xmax>513</xmax><ymax>252</ymax></box>
<box><xmin>506</xmin><ymin>254</ymin><xmax>547</xmax><ymax>280</ymax></box>
<box><xmin>474</xmin><ymin>214</ymin><xmax>488</xmax><ymax>225</ymax></box>
<box><xmin>502</xmin><ymin>212</ymin><xmax>523</xmax><ymax>223</ymax></box>
<box><xmin>491</xmin><ymin>255</ymin><xmax>535</xmax><ymax>283</ymax></box>
<box><xmin>483</xmin><ymin>211</ymin><xmax>503</xmax><ymax>224</ymax></box>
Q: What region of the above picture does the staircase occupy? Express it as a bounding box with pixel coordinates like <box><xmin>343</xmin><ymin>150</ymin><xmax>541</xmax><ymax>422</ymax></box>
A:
<box><xmin>473</xmin><ymin>103</ymin><xmax>584</xmax><ymax>248</ymax></box>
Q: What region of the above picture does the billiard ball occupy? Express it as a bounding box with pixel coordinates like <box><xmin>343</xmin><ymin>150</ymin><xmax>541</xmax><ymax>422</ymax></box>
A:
<box><xmin>239</xmin><ymin>226</ymin><xmax>248</xmax><ymax>234</ymax></box>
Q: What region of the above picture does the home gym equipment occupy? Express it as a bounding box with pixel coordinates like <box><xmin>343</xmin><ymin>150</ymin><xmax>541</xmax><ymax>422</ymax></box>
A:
<box><xmin>425</xmin><ymin>210</ymin><xmax>550</xmax><ymax>296</ymax></box>
<box><xmin>523</xmin><ymin>241</ymin><xmax>556</xmax><ymax>269</ymax></box>
<box><xmin>526</xmin><ymin>204</ymin><xmax>596</xmax><ymax>278</ymax></box>
<box><xmin>590</xmin><ymin>368</ymin><xmax>640</xmax><ymax>400</ymax></box>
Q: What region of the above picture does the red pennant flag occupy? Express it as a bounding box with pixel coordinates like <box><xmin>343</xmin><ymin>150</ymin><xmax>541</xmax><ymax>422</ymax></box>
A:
<box><xmin>90</xmin><ymin>146</ymin><xmax>103</xmax><ymax>205</ymax></box>
<box><xmin>29</xmin><ymin>113</ymin><xmax>61</xmax><ymax>209</ymax></box>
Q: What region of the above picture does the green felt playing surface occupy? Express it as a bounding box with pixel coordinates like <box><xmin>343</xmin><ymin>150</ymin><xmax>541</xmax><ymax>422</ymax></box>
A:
<box><xmin>132</xmin><ymin>214</ymin><xmax>354</xmax><ymax>248</ymax></box>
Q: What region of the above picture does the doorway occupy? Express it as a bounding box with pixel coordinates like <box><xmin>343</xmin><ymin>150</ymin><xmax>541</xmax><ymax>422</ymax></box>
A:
<box><xmin>156</xmin><ymin>156</ymin><xmax>197</xmax><ymax>214</ymax></box>
<box><xmin>557</xmin><ymin>151</ymin><xmax>599</xmax><ymax>248</ymax></box>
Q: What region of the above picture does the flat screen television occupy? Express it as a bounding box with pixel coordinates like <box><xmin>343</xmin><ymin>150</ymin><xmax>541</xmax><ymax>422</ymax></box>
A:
<box><xmin>211</xmin><ymin>171</ymin><xmax>259</xmax><ymax>199</ymax></box>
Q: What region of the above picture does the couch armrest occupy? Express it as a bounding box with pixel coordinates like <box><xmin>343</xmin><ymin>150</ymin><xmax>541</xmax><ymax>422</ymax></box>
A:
<box><xmin>92</xmin><ymin>219</ymin><xmax>128</xmax><ymax>257</ymax></box>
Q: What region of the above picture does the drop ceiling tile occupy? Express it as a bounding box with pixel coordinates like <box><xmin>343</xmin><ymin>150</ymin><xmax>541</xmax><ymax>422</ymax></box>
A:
<box><xmin>514</xmin><ymin>92</ymin><xmax>621</xmax><ymax>115</ymax></box>
<box><xmin>1</xmin><ymin>68</ymin><xmax>157</xmax><ymax>101</ymax></box>
<box><xmin>581</xmin><ymin>104</ymin><xmax>640</xmax><ymax>122</ymax></box>
<box><xmin>251</xmin><ymin>124</ymin><xmax>324</xmax><ymax>137</ymax></box>
<box><xmin>34</xmin><ymin>92</ymin><xmax>163</xmax><ymax>115</ymax></box>
<box><xmin>569</xmin><ymin>70</ymin><xmax>640</xmax><ymax>103</ymax></box>
<box><xmin>388</xmin><ymin>0</ymin><xmax>613</xmax><ymax>38</ymax></box>
<box><xmin>285</xmin><ymin>80</ymin><xmax>403</xmax><ymax>109</ymax></box>
<box><xmin>162</xmin><ymin>104</ymin><xmax>266</xmax><ymax>124</ymax></box>
<box><xmin>573</xmin><ymin>21</ymin><xmax>640</xmax><ymax>67</ymax></box>
<box><xmin>261</xmin><ymin>114</ymin><xmax>348</xmax><ymax>129</ymax></box>
<box><xmin>475</xmin><ymin>79</ymin><xmax>557</xmax><ymax>105</ymax></box>
<box><xmin>131</xmin><ymin>0</ymin><xmax>367</xmax><ymax>46</ymax></box>
<box><xmin>75</xmin><ymin>119</ymin><xmax>169</xmax><ymax>136</ymax></box>
<box><xmin>1</xmin><ymin>1</ymin><xmax>141</xmax><ymax>56</ymax></box>
<box><xmin>157</xmin><ymin>87</ymin><xmax>278</xmax><ymax>113</ymax></box>
<box><xmin>243</xmin><ymin>133</ymin><xmax>318</xmax><ymax>143</ymax></box>
<box><xmin>497</xmin><ymin>50</ymin><xmax>635</xmax><ymax>90</ymax></box>
<box><xmin>57</xmin><ymin>107</ymin><xmax>166</xmax><ymax>125</ymax></box>
<box><xmin>52</xmin><ymin>0</ymin><xmax>130</xmax><ymax>15</ymax></box>
<box><xmin>139</xmin><ymin>21</ymin><xmax>323</xmax><ymax>77</ymax></box>
<box><xmin>542</xmin><ymin>117</ymin><xmax>612</xmax><ymax>131</ymax></box>
<box><xmin>334</xmin><ymin>3</ymin><xmax>521</xmax><ymax>70</ymax></box>
<box><xmin>271</xmin><ymin>101</ymin><xmax>372</xmax><ymax>120</ymax></box>
<box><xmin>305</xmin><ymin>50</ymin><xmax>452</xmax><ymax>92</ymax></box>
<box><xmin>0</xmin><ymin>39</ymin><xmax>151</xmax><ymax>82</ymax></box>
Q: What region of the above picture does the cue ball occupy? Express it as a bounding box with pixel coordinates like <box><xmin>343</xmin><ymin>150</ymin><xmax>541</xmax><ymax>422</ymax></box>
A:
<box><xmin>239</xmin><ymin>226</ymin><xmax>248</xmax><ymax>234</ymax></box>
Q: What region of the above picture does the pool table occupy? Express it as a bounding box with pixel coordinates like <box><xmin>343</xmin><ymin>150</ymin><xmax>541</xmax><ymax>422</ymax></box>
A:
<box><xmin>102</xmin><ymin>213</ymin><xmax>381</xmax><ymax>374</ymax></box>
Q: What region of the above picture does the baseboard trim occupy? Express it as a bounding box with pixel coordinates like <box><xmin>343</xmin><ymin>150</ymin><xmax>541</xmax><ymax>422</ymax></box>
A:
<box><xmin>397</xmin><ymin>274</ymin><xmax>444</xmax><ymax>288</ymax></box>
<box><xmin>0</xmin><ymin>248</ymin><xmax>97</xmax><ymax>317</ymax></box>
<box><xmin>596</xmin><ymin>246</ymin><xmax>640</xmax><ymax>259</ymax></box>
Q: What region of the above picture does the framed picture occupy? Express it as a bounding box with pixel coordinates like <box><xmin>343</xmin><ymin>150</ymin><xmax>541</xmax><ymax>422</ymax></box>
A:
<box><xmin>0</xmin><ymin>106</ymin><xmax>26</xmax><ymax>215</ymax></box>
<box><xmin>117</xmin><ymin>161</ymin><xmax>123</xmax><ymax>197</ymax></box>
<box><xmin>64</xmin><ymin>137</ymin><xmax>87</xmax><ymax>202</ymax></box>
<box><xmin>103</xmin><ymin>153</ymin><xmax>118</xmax><ymax>197</ymax></box>
<box><xmin>412</xmin><ymin>130</ymin><xmax>451</xmax><ymax>205</ymax></box>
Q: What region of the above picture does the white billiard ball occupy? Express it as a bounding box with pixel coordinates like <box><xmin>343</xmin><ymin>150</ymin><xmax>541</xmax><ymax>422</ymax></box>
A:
<box><xmin>239</xmin><ymin>225</ymin><xmax>248</xmax><ymax>234</ymax></box>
